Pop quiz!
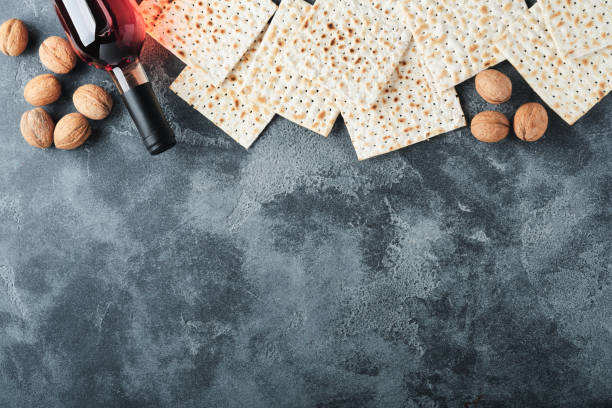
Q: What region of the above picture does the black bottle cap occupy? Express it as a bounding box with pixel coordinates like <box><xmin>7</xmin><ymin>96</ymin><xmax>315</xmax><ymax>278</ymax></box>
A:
<box><xmin>122</xmin><ymin>82</ymin><xmax>176</xmax><ymax>155</ymax></box>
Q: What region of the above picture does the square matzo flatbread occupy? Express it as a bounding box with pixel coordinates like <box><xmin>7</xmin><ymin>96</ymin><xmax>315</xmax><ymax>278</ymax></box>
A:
<box><xmin>400</xmin><ymin>0</ymin><xmax>527</xmax><ymax>91</ymax></box>
<box><xmin>142</xmin><ymin>0</ymin><xmax>277</xmax><ymax>87</ymax></box>
<box><xmin>170</xmin><ymin>30</ymin><xmax>275</xmax><ymax>149</ymax></box>
<box><xmin>496</xmin><ymin>4</ymin><xmax>611</xmax><ymax>125</ymax></box>
<box><xmin>539</xmin><ymin>0</ymin><xmax>612</xmax><ymax>59</ymax></box>
<box><xmin>241</xmin><ymin>0</ymin><xmax>340</xmax><ymax>137</ymax></box>
<box><xmin>285</xmin><ymin>0</ymin><xmax>411</xmax><ymax>107</ymax></box>
<box><xmin>339</xmin><ymin>43</ymin><xmax>466</xmax><ymax>160</ymax></box>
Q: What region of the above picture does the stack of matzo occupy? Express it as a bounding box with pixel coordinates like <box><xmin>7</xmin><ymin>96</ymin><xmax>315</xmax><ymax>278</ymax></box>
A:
<box><xmin>276</xmin><ymin>0</ymin><xmax>464</xmax><ymax>158</ymax></box>
<box><xmin>142</xmin><ymin>0</ymin><xmax>467</xmax><ymax>158</ymax></box>
<box><xmin>140</xmin><ymin>0</ymin><xmax>610</xmax><ymax>158</ymax></box>
<box><xmin>496</xmin><ymin>3</ymin><xmax>611</xmax><ymax>125</ymax></box>
<box><xmin>138</xmin><ymin>0</ymin><xmax>612</xmax><ymax>161</ymax></box>
<box><xmin>330</xmin><ymin>0</ymin><xmax>466</xmax><ymax>159</ymax></box>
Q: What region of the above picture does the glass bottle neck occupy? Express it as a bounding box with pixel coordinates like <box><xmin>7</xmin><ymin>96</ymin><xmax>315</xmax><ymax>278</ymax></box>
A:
<box><xmin>109</xmin><ymin>60</ymin><xmax>149</xmax><ymax>95</ymax></box>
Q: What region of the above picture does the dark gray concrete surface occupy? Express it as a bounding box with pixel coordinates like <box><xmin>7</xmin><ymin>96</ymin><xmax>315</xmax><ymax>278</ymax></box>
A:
<box><xmin>1</xmin><ymin>1</ymin><xmax>611</xmax><ymax>407</ymax></box>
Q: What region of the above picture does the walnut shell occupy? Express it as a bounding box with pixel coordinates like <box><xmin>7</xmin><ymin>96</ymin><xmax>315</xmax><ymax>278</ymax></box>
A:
<box><xmin>24</xmin><ymin>73</ymin><xmax>62</xmax><ymax>106</ymax></box>
<box><xmin>0</xmin><ymin>18</ymin><xmax>28</xmax><ymax>56</ymax></box>
<box><xmin>73</xmin><ymin>84</ymin><xmax>113</xmax><ymax>120</ymax></box>
<box><xmin>475</xmin><ymin>69</ymin><xmax>512</xmax><ymax>105</ymax></box>
<box><xmin>514</xmin><ymin>103</ymin><xmax>549</xmax><ymax>142</ymax></box>
<box><xmin>471</xmin><ymin>111</ymin><xmax>509</xmax><ymax>143</ymax></box>
<box><xmin>54</xmin><ymin>113</ymin><xmax>91</xmax><ymax>150</ymax></box>
<box><xmin>20</xmin><ymin>108</ymin><xmax>54</xmax><ymax>149</ymax></box>
<box><xmin>39</xmin><ymin>36</ymin><xmax>77</xmax><ymax>74</ymax></box>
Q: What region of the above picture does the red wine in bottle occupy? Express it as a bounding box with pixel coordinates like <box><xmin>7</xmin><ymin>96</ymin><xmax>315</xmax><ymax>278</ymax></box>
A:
<box><xmin>53</xmin><ymin>0</ymin><xmax>176</xmax><ymax>155</ymax></box>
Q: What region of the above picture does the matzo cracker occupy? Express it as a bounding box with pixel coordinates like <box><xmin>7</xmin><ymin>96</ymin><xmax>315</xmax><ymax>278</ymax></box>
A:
<box><xmin>285</xmin><ymin>0</ymin><xmax>411</xmax><ymax>106</ymax></box>
<box><xmin>170</xmin><ymin>29</ymin><xmax>275</xmax><ymax>149</ymax></box>
<box><xmin>496</xmin><ymin>4</ymin><xmax>611</xmax><ymax>125</ymax></box>
<box><xmin>400</xmin><ymin>0</ymin><xmax>527</xmax><ymax>91</ymax></box>
<box><xmin>241</xmin><ymin>0</ymin><xmax>340</xmax><ymax>136</ymax></box>
<box><xmin>339</xmin><ymin>44</ymin><xmax>466</xmax><ymax>160</ymax></box>
<box><xmin>539</xmin><ymin>0</ymin><xmax>612</xmax><ymax>59</ymax></box>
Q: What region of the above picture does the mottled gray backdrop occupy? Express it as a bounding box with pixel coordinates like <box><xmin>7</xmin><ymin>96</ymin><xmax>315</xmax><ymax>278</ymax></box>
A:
<box><xmin>1</xmin><ymin>0</ymin><xmax>611</xmax><ymax>407</ymax></box>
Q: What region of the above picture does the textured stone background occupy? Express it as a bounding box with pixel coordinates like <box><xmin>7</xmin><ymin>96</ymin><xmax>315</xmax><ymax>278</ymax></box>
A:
<box><xmin>1</xmin><ymin>1</ymin><xmax>611</xmax><ymax>407</ymax></box>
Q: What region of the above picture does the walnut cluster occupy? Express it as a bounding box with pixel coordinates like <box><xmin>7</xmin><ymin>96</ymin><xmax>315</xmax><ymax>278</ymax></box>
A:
<box><xmin>471</xmin><ymin>69</ymin><xmax>548</xmax><ymax>144</ymax></box>
<box><xmin>1</xmin><ymin>18</ymin><xmax>113</xmax><ymax>150</ymax></box>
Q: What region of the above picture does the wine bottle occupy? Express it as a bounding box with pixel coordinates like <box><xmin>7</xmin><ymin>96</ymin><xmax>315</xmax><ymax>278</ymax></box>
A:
<box><xmin>52</xmin><ymin>0</ymin><xmax>176</xmax><ymax>155</ymax></box>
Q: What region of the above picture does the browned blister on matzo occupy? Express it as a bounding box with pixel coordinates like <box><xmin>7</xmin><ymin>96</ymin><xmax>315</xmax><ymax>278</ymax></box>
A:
<box><xmin>170</xmin><ymin>30</ymin><xmax>275</xmax><ymax>149</ymax></box>
<box><xmin>400</xmin><ymin>0</ymin><xmax>527</xmax><ymax>91</ymax></box>
<box><xmin>285</xmin><ymin>0</ymin><xmax>411</xmax><ymax>107</ymax></box>
<box><xmin>241</xmin><ymin>0</ymin><xmax>340</xmax><ymax>137</ymax></box>
<box><xmin>539</xmin><ymin>0</ymin><xmax>612</xmax><ymax>59</ymax></box>
<box><xmin>138</xmin><ymin>0</ymin><xmax>173</xmax><ymax>28</ymax></box>
<box><xmin>338</xmin><ymin>43</ymin><xmax>466</xmax><ymax>160</ymax></box>
<box><xmin>143</xmin><ymin>0</ymin><xmax>277</xmax><ymax>86</ymax></box>
<box><xmin>496</xmin><ymin>3</ymin><xmax>612</xmax><ymax>125</ymax></box>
